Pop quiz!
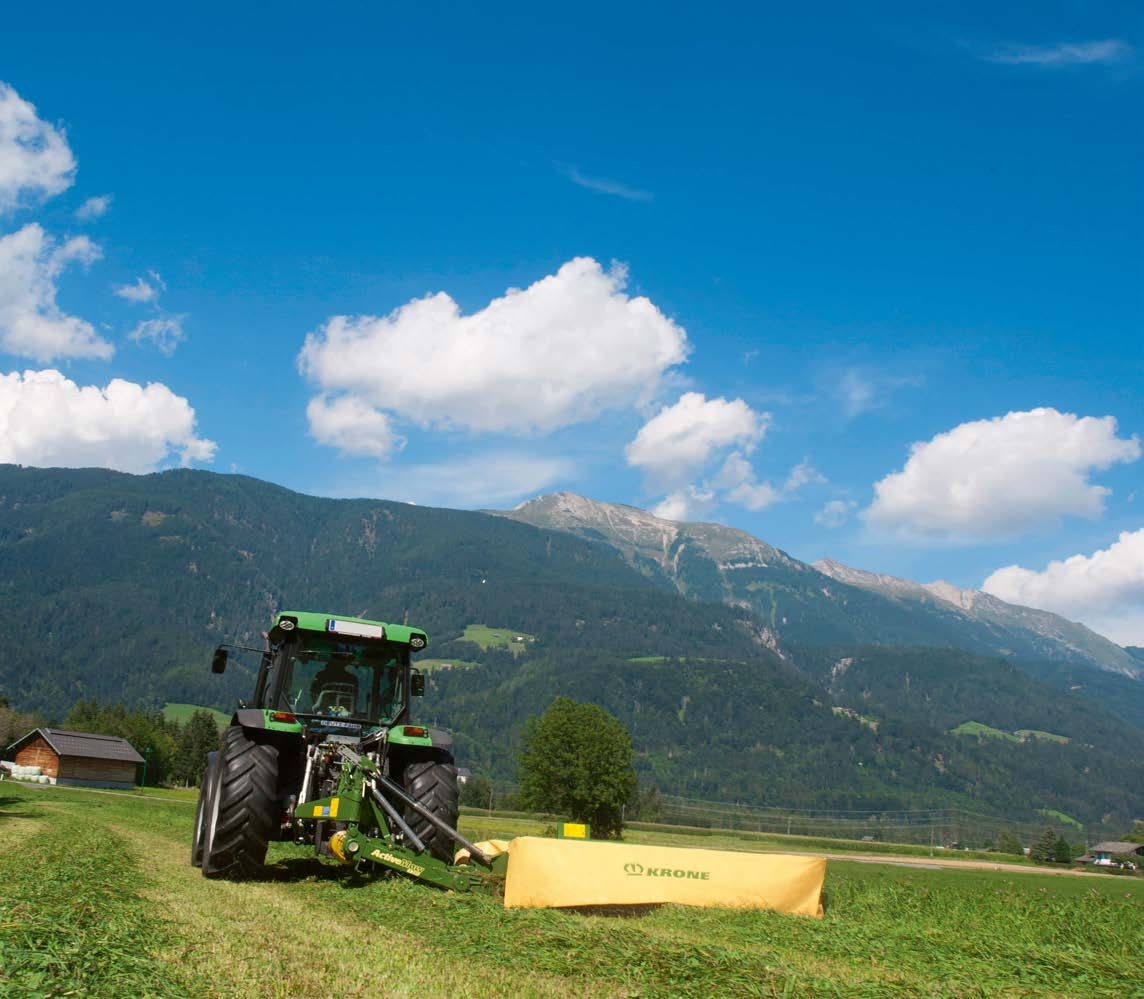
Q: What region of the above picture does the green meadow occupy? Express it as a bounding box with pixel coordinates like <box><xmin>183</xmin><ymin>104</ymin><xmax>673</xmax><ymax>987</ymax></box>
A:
<box><xmin>1</xmin><ymin>781</ymin><xmax>1140</xmax><ymax>998</ymax></box>
<box><xmin>461</xmin><ymin>624</ymin><xmax>535</xmax><ymax>653</ymax></box>
<box><xmin>162</xmin><ymin>703</ymin><xmax>231</xmax><ymax>727</ymax></box>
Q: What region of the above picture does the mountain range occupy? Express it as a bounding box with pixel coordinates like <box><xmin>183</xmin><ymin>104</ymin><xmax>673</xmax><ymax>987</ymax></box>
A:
<box><xmin>495</xmin><ymin>492</ymin><xmax>1140</xmax><ymax>678</ymax></box>
<box><xmin>2</xmin><ymin>465</ymin><xmax>1142</xmax><ymax>831</ymax></box>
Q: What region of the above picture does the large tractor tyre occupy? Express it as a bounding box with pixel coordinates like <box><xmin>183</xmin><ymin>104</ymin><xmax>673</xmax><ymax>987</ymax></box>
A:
<box><xmin>403</xmin><ymin>756</ymin><xmax>460</xmax><ymax>863</ymax></box>
<box><xmin>202</xmin><ymin>726</ymin><xmax>279</xmax><ymax>880</ymax></box>
<box><xmin>190</xmin><ymin>750</ymin><xmax>220</xmax><ymax>867</ymax></box>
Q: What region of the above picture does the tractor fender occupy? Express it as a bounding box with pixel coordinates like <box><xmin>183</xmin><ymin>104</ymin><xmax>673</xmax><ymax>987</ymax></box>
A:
<box><xmin>232</xmin><ymin>708</ymin><xmax>269</xmax><ymax>730</ymax></box>
<box><xmin>230</xmin><ymin>709</ymin><xmax>304</xmax><ymax>735</ymax></box>
<box><xmin>428</xmin><ymin>728</ymin><xmax>453</xmax><ymax>753</ymax></box>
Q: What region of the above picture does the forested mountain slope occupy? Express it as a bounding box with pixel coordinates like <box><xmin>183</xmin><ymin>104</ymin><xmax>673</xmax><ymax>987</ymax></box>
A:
<box><xmin>0</xmin><ymin>466</ymin><xmax>768</xmax><ymax>714</ymax></box>
<box><xmin>421</xmin><ymin>641</ymin><xmax>1144</xmax><ymax>828</ymax></box>
<box><xmin>3</xmin><ymin>465</ymin><xmax>1142</xmax><ymax>830</ymax></box>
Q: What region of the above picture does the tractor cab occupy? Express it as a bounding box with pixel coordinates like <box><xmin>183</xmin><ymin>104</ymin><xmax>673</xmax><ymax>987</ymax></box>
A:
<box><xmin>262</xmin><ymin>612</ymin><xmax>427</xmax><ymax>740</ymax></box>
<box><xmin>212</xmin><ymin>611</ymin><xmax>429</xmax><ymax>743</ymax></box>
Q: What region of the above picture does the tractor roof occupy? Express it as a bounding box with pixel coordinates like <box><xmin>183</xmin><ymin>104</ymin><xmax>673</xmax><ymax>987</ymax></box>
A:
<box><xmin>271</xmin><ymin>610</ymin><xmax>428</xmax><ymax>649</ymax></box>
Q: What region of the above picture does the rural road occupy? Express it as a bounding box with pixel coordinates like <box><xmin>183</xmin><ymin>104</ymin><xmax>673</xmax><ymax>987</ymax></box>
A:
<box><xmin>809</xmin><ymin>849</ymin><xmax>1105</xmax><ymax>877</ymax></box>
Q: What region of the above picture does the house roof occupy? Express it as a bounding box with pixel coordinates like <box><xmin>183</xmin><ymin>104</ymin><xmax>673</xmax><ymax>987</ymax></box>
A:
<box><xmin>7</xmin><ymin>727</ymin><xmax>145</xmax><ymax>764</ymax></box>
<box><xmin>1090</xmin><ymin>841</ymin><xmax>1144</xmax><ymax>854</ymax></box>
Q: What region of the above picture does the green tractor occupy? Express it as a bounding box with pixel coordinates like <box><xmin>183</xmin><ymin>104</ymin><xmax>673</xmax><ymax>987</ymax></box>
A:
<box><xmin>192</xmin><ymin>611</ymin><xmax>491</xmax><ymax>886</ymax></box>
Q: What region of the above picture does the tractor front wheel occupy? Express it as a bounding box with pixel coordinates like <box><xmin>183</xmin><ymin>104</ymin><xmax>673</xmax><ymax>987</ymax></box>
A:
<box><xmin>403</xmin><ymin>756</ymin><xmax>460</xmax><ymax>863</ymax></box>
<box><xmin>190</xmin><ymin>750</ymin><xmax>219</xmax><ymax>867</ymax></box>
<box><xmin>202</xmin><ymin>726</ymin><xmax>279</xmax><ymax>879</ymax></box>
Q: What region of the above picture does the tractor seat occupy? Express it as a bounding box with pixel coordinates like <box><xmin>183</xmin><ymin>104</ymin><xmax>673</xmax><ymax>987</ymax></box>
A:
<box><xmin>312</xmin><ymin>681</ymin><xmax>358</xmax><ymax>715</ymax></box>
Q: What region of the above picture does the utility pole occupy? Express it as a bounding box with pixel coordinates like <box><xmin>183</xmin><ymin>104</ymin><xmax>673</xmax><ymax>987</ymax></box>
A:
<box><xmin>141</xmin><ymin>745</ymin><xmax>153</xmax><ymax>787</ymax></box>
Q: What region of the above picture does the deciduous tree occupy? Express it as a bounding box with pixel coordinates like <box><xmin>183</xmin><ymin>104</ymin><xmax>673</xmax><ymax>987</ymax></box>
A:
<box><xmin>517</xmin><ymin>697</ymin><xmax>637</xmax><ymax>839</ymax></box>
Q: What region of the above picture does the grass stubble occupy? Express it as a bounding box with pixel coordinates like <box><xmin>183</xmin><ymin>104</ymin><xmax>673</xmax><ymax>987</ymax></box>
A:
<box><xmin>1</xmin><ymin>782</ymin><xmax>1140</xmax><ymax>998</ymax></box>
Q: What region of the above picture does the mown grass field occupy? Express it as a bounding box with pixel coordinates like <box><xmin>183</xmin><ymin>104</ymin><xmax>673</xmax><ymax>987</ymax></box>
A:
<box><xmin>1</xmin><ymin>782</ymin><xmax>1141</xmax><ymax>998</ymax></box>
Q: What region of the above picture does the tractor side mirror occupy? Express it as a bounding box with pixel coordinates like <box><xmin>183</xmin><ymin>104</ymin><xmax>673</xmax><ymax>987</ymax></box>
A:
<box><xmin>410</xmin><ymin>671</ymin><xmax>425</xmax><ymax>697</ymax></box>
<box><xmin>211</xmin><ymin>647</ymin><xmax>229</xmax><ymax>674</ymax></box>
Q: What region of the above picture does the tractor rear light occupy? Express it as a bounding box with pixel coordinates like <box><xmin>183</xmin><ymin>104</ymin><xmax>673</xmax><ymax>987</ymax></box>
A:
<box><xmin>273</xmin><ymin>712</ymin><xmax>296</xmax><ymax>723</ymax></box>
<box><xmin>402</xmin><ymin>726</ymin><xmax>427</xmax><ymax>738</ymax></box>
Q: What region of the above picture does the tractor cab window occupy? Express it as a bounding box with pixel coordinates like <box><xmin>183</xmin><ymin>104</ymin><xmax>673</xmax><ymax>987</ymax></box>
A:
<box><xmin>276</xmin><ymin>645</ymin><xmax>404</xmax><ymax>722</ymax></box>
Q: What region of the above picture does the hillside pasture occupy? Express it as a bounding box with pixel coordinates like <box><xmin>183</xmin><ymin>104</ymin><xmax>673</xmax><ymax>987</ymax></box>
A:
<box><xmin>461</xmin><ymin>624</ymin><xmax>535</xmax><ymax>653</ymax></box>
<box><xmin>162</xmin><ymin>702</ymin><xmax>231</xmax><ymax>726</ymax></box>
<box><xmin>950</xmin><ymin>720</ymin><xmax>1020</xmax><ymax>741</ymax></box>
<box><xmin>414</xmin><ymin>658</ymin><xmax>482</xmax><ymax>673</ymax></box>
<box><xmin>1</xmin><ymin>782</ymin><xmax>1141</xmax><ymax>998</ymax></box>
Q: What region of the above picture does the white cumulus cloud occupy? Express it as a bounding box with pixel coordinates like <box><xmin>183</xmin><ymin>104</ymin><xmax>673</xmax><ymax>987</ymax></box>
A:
<box><xmin>784</xmin><ymin>459</ymin><xmax>824</xmax><ymax>492</ymax></box>
<box><xmin>815</xmin><ymin>499</ymin><xmax>857</xmax><ymax>529</ymax></box>
<box><xmin>0</xmin><ymin>223</ymin><xmax>112</xmax><ymax>361</ymax></box>
<box><xmin>128</xmin><ymin>315</ymin><xmax>185</xmax><ymax>356</ymax></box>
<box><xmin>75</xmin><ymin>194</ymin><xmax>112</xmax><ymax>220</ymax></box>
<box><xmin>115</xmin><ymin>271</ymin><xmax>165</xmax><ymax>303</ymax></box>
<box><xmin>652</xmin><ymin>484</ymin><xmax>716</xmax><ymax>522</ymax></box>
<box><xmin>711</xmin><ymin>451</ymin><xmax>781</xmax><ymax>512</ymax></box>
<box><xmin>389</xmin><ymin>452</ymin><xmax>573</xmax><ymax>508</ymax></box>
<box><xmin>306</xmin><ymin>395</ymin><xmax>404</xmax><ymax>459</ymax></box>
<box><xmin>299</xmin><ymin>257</ymin><xmax>689</xmax><ymax>446</ymax></box>
<box><xmin>626</xmin><ymin>393</ymin><xmax>769</xmax><ymax>490</ymax></box>
<box><xmin>866</xmin><ymin>408</ymin><xmax>1140</xmax><ymax>541</ymax></box>
<box><xmin>0</xmin><ymin>83</ymin><xmax>76</xmax><ymax>213</ymax></box>
<box><xmin>626</xmin><ymin>396</ymin><xmax>822</xmax><ymax>519</ymax></box>
<box><xmin>983</xmin><ymin>529</ymin><xmax>1144</xmax><ymax>645</ymax></box>
<box><xmin>834</xmin><ymin>367</ymin><xmax>921</xmax><ymax>417</ymax></box>
<box><xmin>0</xmin><ymin>368</ymin><xmax>216</xmax><ymax>473</ymax></box>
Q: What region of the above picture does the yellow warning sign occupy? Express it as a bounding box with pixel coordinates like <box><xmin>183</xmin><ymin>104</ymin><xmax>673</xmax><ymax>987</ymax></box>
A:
<box><xmin>502</xmin><ymin>837</ymin><xmax>825</xmax><ymax>916</ymax></box>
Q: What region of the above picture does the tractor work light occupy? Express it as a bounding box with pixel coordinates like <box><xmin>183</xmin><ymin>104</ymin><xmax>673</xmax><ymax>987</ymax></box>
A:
<box><xmin>327</xmin><ymin>619</ymin><xmax>385</xmax><ymax>640</ymax></box>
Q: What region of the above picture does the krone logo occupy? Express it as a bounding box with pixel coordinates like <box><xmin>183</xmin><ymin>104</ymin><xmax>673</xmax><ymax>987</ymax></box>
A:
<box><xmin>623</xmin><ymin>862</ymin><xmax>644</xmax><ymax>876</ymax></box>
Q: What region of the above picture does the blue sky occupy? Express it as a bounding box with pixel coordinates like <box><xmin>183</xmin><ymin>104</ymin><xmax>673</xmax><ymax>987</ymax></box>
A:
<box><xmin>0</xmin><ymin>2</ymin><xmax>1141</xmax><ymax>641</ymax></box>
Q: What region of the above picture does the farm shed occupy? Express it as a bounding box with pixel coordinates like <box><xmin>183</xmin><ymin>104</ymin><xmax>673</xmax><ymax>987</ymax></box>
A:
<box><xmin>5</xmin><ymin>728</ymin><xmax>144</xmax><ymax>788</ymax></box>
<box><xmin>1083</xmin><ymin>842</ymin><xmax>1144</xmax><ymax>868</ymax></box>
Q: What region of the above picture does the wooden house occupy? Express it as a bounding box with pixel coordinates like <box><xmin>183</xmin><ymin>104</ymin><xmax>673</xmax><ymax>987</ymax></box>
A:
<box><xmin>6</xmin><ymin>728</ymin><xmax>144</xmax><ymax>788</ymax></box>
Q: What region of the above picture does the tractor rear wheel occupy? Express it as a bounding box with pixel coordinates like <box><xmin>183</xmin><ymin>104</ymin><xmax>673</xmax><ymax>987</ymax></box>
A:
<box><xmin>202</xmin><ymin>726</ymin><xmax>279</xmax><ymax>879</ymax></box>
<box><xmin>403</xmin><ymin>756</ymin><xmax>459</xmax><ymax>863</ymax></box>
<box><xmin>191</xmin><ymin>750</ymin><xmax>219</xmax><ymax>867</ymax></box>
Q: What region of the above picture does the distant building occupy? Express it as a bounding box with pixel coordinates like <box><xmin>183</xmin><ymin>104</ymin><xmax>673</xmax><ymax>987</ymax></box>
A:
<box><xmin>5</xmin><ymin>728</ymin><xmax>144</xmax><ymax>789</ymax></box>
<box><xmin>1080</xmin><ymin>842</ymin><xmax>1144</xmax><ymax>868</ymax></box>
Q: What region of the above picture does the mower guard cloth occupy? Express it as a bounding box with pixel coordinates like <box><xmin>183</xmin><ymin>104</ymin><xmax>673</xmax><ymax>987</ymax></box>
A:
<box><xmin>502</xmin><ymin>837</ymin><xmax>826</xmax><ymax>916</ymax></box>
